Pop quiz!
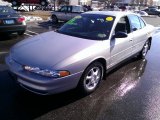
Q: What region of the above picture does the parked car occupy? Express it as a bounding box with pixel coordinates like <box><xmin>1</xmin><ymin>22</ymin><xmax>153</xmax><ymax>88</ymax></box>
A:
<box><xmin>6</xmin><ymin>11</ymin><xmax>154</xmax><ymax>95</ymax></box>
<box><xmin>134</xmin><ymin>10</ymin><xmax>148</xmax><ymax>16</ymax></box>
<box><xmin>142</xmin><ymin>8</ymin><xmax>160</xmax><ymax>16</ymax></box>
<box><xmin>4</xmin><ymin>0</ymin><xmax>50</xmax><ymax>6</ymax></box>
<box><xmin>119</xmin><ymin>6</ymin><xmax>127</xmax><ymax>11</ymax></box>
<box><xmin>51</xmin><ymin>5</ymin><xmax>85</xmax><ymax>24</ymax></box>
<box><xmin>83</xmin><ymin>5</ymin><xmax>92</xmax><ymax>11</ymax></box>
<box><xmin>103</xmin><ymin>5</ymin><xmax>120</xmax><ymax>11</ymax></box>
<box><xmin>0</xmin><ymin>6</ymin><xmax>26</xmax><ymax>35</ymax></box>
<box><xmin>148</xmin><ymin>6</ymin><xmax>158</xmax><ymax>9</ymax></box>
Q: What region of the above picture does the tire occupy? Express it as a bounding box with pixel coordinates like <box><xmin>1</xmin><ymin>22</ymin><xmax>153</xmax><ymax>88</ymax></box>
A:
<box><xmin>139</xmin><ymin>40</ymin><xmax>150</xmax><ymax>59</ymax></box>
<box><xmin>18</xmin><ymin>31</ymin><xmax>25</xmax><ymax>35</ymax></box>
<box><xmin>77</xmin><ymin>62</ymin><xmax>104</xmax><ymax>95</ymax></box>
<box><xmin>51</xmin><ymin>15</ymin><xmax>58</xmax><ymax>24</ymax></box>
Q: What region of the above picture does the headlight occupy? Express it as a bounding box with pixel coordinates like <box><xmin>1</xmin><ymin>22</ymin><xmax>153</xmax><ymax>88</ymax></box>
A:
<box><xmin>23</xmin><ymin>65</ymin><xmax>70</xmax><ymax>78</ymax></box>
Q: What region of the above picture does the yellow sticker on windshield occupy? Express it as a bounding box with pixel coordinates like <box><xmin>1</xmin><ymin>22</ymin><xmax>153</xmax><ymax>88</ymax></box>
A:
<box><xmin>106</xmin><ymin>17</ymin><xmax>113</xmax><ymax>21</ymax></box>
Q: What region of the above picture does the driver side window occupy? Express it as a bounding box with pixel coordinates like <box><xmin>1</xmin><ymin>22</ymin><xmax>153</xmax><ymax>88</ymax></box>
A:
<box><xmin>115</xmin><ymin>16</ymin><xmax>130</xmax><ymax>34</ymax></box>
<box><xmin>60</xmin><ymin>6</ymin><xmax>68</xmax><ymax>12</ymax></box>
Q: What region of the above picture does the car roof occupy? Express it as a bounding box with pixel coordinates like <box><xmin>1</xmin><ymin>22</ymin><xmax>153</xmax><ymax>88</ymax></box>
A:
<box><xmin>83</xmin><ymin>11</ymin><xmax>136</xmax><ymax>17</ymax></box>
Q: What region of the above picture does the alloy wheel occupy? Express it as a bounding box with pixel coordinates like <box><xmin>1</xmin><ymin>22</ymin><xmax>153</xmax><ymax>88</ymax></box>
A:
<box><xmin>84</xmin><ymin>66</ymin><xmax>101</xmax><ymax>90</ymax></box>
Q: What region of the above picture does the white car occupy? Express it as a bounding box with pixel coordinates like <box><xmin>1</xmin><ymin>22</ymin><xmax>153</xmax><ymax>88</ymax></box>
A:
<box><xmin>6</xmin><ymin>11</ymin><xmax>155</xmax><ymax>95</ymax></box>
<box><xmin>134</xmin><ymin>10</ymin><xmax>149</xmax><ymax>16</ymax></box>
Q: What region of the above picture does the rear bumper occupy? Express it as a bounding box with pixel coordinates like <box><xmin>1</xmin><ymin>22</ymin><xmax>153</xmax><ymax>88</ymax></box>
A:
<box><xmin>0</xmin><ymin>25</ymin><xmax>26</xmax><ymax>33</ymax></box>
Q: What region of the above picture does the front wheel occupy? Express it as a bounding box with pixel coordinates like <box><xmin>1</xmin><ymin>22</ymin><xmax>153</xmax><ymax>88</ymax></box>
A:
<box><xmin>77</xmin><ymin>62</ymin><xmax>104</xmax><ymax>95</ymax></box>
<box><xmin>139</xmin><ymin>40</ymin><xmax>150</xmax><ymax>59</ymax></box>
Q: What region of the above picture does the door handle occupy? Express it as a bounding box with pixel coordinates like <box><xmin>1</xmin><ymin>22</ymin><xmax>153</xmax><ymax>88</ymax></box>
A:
<box><xmin>129</xmin><ymin>39</ymin><xmax>133</xmax><ymax>41</ymax></box>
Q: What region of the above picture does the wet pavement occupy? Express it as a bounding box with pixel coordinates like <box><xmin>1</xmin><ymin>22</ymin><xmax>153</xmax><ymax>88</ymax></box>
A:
<box><xmin>0</xmin><ymin>17</ymin><xmax>160</xmax><ymax>120</ymax></box>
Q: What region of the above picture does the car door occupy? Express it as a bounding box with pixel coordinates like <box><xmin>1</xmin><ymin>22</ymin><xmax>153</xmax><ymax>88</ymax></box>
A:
<box><xmin>144</xmin><ymin>9</ymin><xmax>149</xmax><ymax>14</ymax></box>
<box><xmin>66</xmin><ymin>6</ymin><xmax>73</xmax><ymax>20</ymax></box>
<box><xmin>56</xmin><ymin>6</ymin><xmax>68</xmax><ymax>21</ymax></box>
<box><xmin>147</xmin><ymin>9</ymin><xmax>152</xmax><ymax>15</ymax></box>
<box><xmin>109</xmin><ymin>16</ymin><xmax>134</xmax><ymax>67</ymax></box>
<box><xmin>128</xmin><ymin>15</ymin><xmax>148</xmax><ymax>55</ymax></box>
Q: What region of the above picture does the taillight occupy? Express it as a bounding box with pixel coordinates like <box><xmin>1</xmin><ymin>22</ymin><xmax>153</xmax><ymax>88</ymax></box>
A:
<box><xmin>0</xmin><ymin>19</ymin><xmax>3</xmax><ymax>24</ymax></box>
<box><xmin>17</xmin><ymin>17</ymin><xmax>25</xmax><ymax>23</ymax></box>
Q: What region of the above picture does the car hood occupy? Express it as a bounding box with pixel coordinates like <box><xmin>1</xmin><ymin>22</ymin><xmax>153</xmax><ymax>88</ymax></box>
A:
<box><xmin>11</xmin><ymin>31</ymin><xmax>101</xmax><ymax>69</ymax></box>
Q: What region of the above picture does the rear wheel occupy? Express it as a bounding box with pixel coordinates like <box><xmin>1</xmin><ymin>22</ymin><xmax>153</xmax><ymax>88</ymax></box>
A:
<box><xmin>77</xmin><ymin>62</ymin><xmax>104</xmax><ymax>95</ymax></box>
<box><xmin>139</xmin><ymin>40</ymin><xmax>150</xmax><ymax>59</ymax></box>
<box><xmin>18</xmin><ymin>31</ymin><xmax>25</xmax><ymax>35</ymax></box>
<box><xmin>51</xmin><ymin>15</ymin><xmax>58</xmax><ymax>24</ymax></box>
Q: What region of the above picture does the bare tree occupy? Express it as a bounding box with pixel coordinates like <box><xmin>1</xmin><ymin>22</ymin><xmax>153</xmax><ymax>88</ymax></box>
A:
<box><xmin>57</xmin><ymin>0</ymin><xmax>69</xmax><ymax>6</ymax></box>
<box><xmin>149</xmin><ymin>0</ymin><xmax>153</xmax><ymax>5</ymax></box>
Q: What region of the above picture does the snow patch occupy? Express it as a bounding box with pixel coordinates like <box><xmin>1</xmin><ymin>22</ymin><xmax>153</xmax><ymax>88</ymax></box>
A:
<box><xmin>24</xmin><ymin>16</ymin><xmax>43</xmax><ymax>22</ymax></box>
<box><xmin>0</xmin><ymin>0</ymin><xmax>11</xmax><ymax>6</ymax></box>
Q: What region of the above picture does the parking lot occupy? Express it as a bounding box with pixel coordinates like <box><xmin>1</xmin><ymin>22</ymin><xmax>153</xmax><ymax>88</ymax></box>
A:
<box><xmin>0</xmin><ymin>16</ymin><xmax>160</xmax><ymax>120</ymax></box>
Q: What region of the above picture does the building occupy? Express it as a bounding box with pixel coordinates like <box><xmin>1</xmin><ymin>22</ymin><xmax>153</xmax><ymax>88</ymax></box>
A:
<box><xmin>70</xmin><ymin>0</ymin><xmax>91</xmax><ymax>5</ymax></box>
<box><xmin>56</xmin><ymin>0</ymin><xmax>91</xmax><ymax>5</ymax></box>
<box><xmin>114</xmin><ymin>0</ymin><xmax>132</xmax><ymax>5</ymax></box>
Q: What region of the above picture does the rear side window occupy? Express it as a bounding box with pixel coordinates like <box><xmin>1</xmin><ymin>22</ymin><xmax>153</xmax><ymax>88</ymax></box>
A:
<box><xmin>128</xmin><ymin>15</ymin><xmax>141</xmax><ymax>31</ymax></box>
<box><xmin>72</xmin><ymin>6</ymin><xmax>82</xmax><ymax>12</ymax></box>
<box><xmin>150</xmin><ymin>8</ymin><xmax>156</xmax><ymax>11</ymax></box>
<box><xmin>138</xmin><ymin>17</ymin><xmax>146</xmax><ymax>28</ymax></box>
<box><xmin>115</xmin><ymin>16</ymin><xmax>131</xmax><ymax>34</ymax></box>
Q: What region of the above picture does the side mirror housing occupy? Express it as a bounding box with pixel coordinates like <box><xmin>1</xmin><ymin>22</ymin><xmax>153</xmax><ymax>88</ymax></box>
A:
<box><xmin>132</xmin><ymin>28</ymin><xmax>137</xmax><ymax>31</ymax></box>
<box><xmin>113</xmin><ymin>31</ymin><xmax>128</xmax><ymax>39</ymax></box>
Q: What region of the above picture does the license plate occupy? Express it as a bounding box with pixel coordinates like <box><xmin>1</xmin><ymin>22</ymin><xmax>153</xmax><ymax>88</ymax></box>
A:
<box><xmin>5</xmin><ymin>20</ymin><xmax>14</xmax><ymax>24</ymax></box>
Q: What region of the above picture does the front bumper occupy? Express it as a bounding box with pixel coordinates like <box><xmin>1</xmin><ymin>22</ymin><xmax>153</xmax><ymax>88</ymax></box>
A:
<box><xmin>0</xmin><ymin>24</ymin><xmax>26</xmax><ymax>33</ymax></box>
<box><xmin>5</xmin><ymin>56</ymin><xmax>83</xmax><ymax>95</ymax></box>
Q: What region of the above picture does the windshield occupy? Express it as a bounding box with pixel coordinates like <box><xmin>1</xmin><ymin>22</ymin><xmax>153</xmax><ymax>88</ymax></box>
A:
<box><xmin>58</xmin><ymin>14</ymin><xmax>115</xmax><ymax>40</ymax></box>
<box><xmin>0</xmin><ymin>6</ymin><xmax>16</xmax><ymax>14</ymax></box>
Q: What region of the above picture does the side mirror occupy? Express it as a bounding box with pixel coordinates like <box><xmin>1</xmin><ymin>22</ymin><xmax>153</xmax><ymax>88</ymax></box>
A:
<box><xmin>113</xmin><ymin>31</ymin><xmax>128</xmax><ymax>38</ymax></box>
<box><xmin>132</xmin><ymin>28</ymin><xmax>137</xmax><ymax>31</ymax></box>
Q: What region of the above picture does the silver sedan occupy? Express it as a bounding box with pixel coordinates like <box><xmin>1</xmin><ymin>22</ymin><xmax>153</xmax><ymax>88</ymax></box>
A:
<box><xmin>6</xmin><ymin>11</ymin><xmax>155</xmax><ymax>95</ymax></box>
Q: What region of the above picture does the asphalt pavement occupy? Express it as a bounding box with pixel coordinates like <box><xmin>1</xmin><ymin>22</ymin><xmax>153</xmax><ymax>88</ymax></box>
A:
<box><xmin>0</xmin><ymin>17</ymin><xmax>160</xmax><ymax>120</ymax></box>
